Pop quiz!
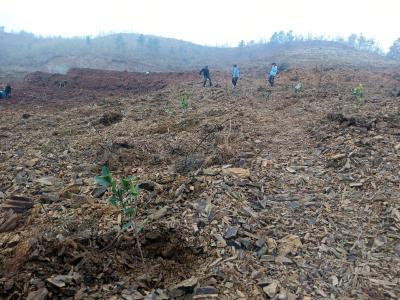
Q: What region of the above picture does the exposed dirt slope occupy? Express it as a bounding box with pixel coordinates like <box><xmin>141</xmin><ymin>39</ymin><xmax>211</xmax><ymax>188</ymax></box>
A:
<box><xmin>6</xmin><ymin>68</ymin><xmax>196</xmax><ymax>107</ymax></box>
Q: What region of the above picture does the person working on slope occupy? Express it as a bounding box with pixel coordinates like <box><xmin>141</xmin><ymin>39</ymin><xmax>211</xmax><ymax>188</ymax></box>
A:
<box><xmin>268</xmin><ymin>63</ymin><xmax>278</xmax><ymax>87</ymax></box>
<box><xmin>0</xmin><ymin>84</ymin><xmax>11</xmax><ymax>99</ymax></box>
<box><xmin>231</xmin><ymin>64</ymin><xmax>240</xmax><ymax>88</ymax></box>
<box><xmin>199</xmin><ymin>66</ymin><xmax>212</xmax><ymax>87</ymax></box>
<box><xmin>4</xmin><ymin>84</ymin><xmax>11</xmax><ymax>99</ymax></box>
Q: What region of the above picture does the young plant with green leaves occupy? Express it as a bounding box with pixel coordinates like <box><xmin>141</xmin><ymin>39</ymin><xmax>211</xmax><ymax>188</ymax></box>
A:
<box><xmin>95</xmin><ymin>166</ymin><xmax>147</xmax><ymax>275</ymax></box>
<box><xmin>224</xmin><ymin>83</ymin><xmax>229</xmax><ymax>96</ymax></box>
<box><xmin>136</xmin><ymin>105</ymin><xmax>144</xmax><ymax>120</ymax></box>
<box><xmin>293</xmin><ymin>82</ymin><xmax>303</xmax><ymax>95</ymax></box>
<box><xmin>258</xmin><ymin>86</ymin><xmax>271</xmax><ymax>100</ymax></box>
<box><xmin>163</xmin><ymin>104</ymin><xmax>176</xmax><ymax>117</ymax></box>
<box><xmin>352</xmin><ymin>84</ymin><xmax>364</xmax><ymax>110</ymax></box>
<box><xmin>179</xmin><ymin>96</ymin><xmax>189</xmax><ymax>112</ymax></box>
<box><xmin>281</xmin><ymin>84</ymin><xmax>291</xmax><ymax>92</ymax></box>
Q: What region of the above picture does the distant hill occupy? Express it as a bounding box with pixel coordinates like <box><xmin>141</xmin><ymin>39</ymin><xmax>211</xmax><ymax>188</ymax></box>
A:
<box><xmin>0</xmin><ymin>30</ymin><xmax>398</xmax><ymax>81</ymax></box>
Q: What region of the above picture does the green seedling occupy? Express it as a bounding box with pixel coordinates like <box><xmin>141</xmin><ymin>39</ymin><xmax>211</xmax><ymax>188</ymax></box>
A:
<box><xmin>95</xmin><ymin>166</ymin><xmax>147</xmax><ymax>276</ymax></box>
<box><xmin>294</xmin><ymin>82</ymin><xmax>303</xmax><ymax>94</ymax></box>
<box><xmin>352</xmin><ymin>84</ymin><xmax>364</xmax><ymax>110</ymax></box>
<box><xmin>95</xmin><ymin>166</ymin><xmax>139</xmax><ymax>227</ymax></box>
<box><xmin>263</xmin><ymin>89</ymin><xmax>272</xmax><ymax>100</ymax></box>
<box><xmin>257</xmin><ymin>86</ymin><xmax>271</xmax><ymax>100</ymax></box>
<box><xmin>293</xmin><ymin>82</ymin><xmax>304</xmax><ymax>97</ymax></box>
<box><xmin>136</xmin><ymin>106</ymin><xmax>144</xmax><ymax>120</ymax></box>
<box><xmin>164</xmin><ymin>104</ymin><xmax>176</xmax><ymax>117</ymax></box>
<box><xmin>224</xmin><ymin>84</ymin><xmax>229</xmax><ymax>96</ymax></box>
<box><xmin>180</xmin><ymin>96</ymin><xmax>189</xmax><ymax>111</ymax></box>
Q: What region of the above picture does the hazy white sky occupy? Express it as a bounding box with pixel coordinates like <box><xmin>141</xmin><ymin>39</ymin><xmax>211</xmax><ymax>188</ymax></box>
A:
<box><xmin>1</xmin><ymin>0</ymin><xmax>399</xmax><ymax>50</ymax></box>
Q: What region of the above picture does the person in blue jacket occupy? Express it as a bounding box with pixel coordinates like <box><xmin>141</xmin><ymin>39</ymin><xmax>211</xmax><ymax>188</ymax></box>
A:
<box><xmin>268</xmin><ymin>63</ymin><xmax>278</xmax><ymax>87</ymax></box>
<box><xmin>231</xmin><ymin>64</ymin><xmax>240</xmax><ymax>88</ymax></box>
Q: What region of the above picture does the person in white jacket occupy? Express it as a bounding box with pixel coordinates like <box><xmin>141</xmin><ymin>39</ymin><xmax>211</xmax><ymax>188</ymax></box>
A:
<box><xmin>231</xmin><ymin>64</ymin><xmax>240</xmax><ymax>88</ymax></box>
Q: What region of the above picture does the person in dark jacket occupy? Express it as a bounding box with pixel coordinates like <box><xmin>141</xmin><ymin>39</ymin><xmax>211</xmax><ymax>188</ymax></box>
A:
<box><xmin>199</xmin><ymin>66</ymin><xmax>212</xmax><ymax>87</ymax></box>
<box><xmin>4</xmin><ymin>85</ymin><xmax>11</xmax><ymax>99</ymax></box>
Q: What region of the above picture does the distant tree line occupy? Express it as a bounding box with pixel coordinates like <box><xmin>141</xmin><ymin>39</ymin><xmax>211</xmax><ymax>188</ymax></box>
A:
<box><xmin>0</xmin><ymin>27</ymin><xmax>399</xmax><ymax>75</ymax></box>
<box><xmin>388</xmin><ymin>38</ymin><xmax>400</xmax><ymax>60</ymax></box>
<box><xmin>238</xmin><ymin>30</ymin><xmax>390</xmax><ymax>56</ymax></box>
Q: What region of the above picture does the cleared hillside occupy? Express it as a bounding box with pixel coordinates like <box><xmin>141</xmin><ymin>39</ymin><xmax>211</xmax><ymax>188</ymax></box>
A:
<box><xmin>1</xmin><ymin>65</ymin><xmax>400</xmax><ymax>299</ymax></box>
